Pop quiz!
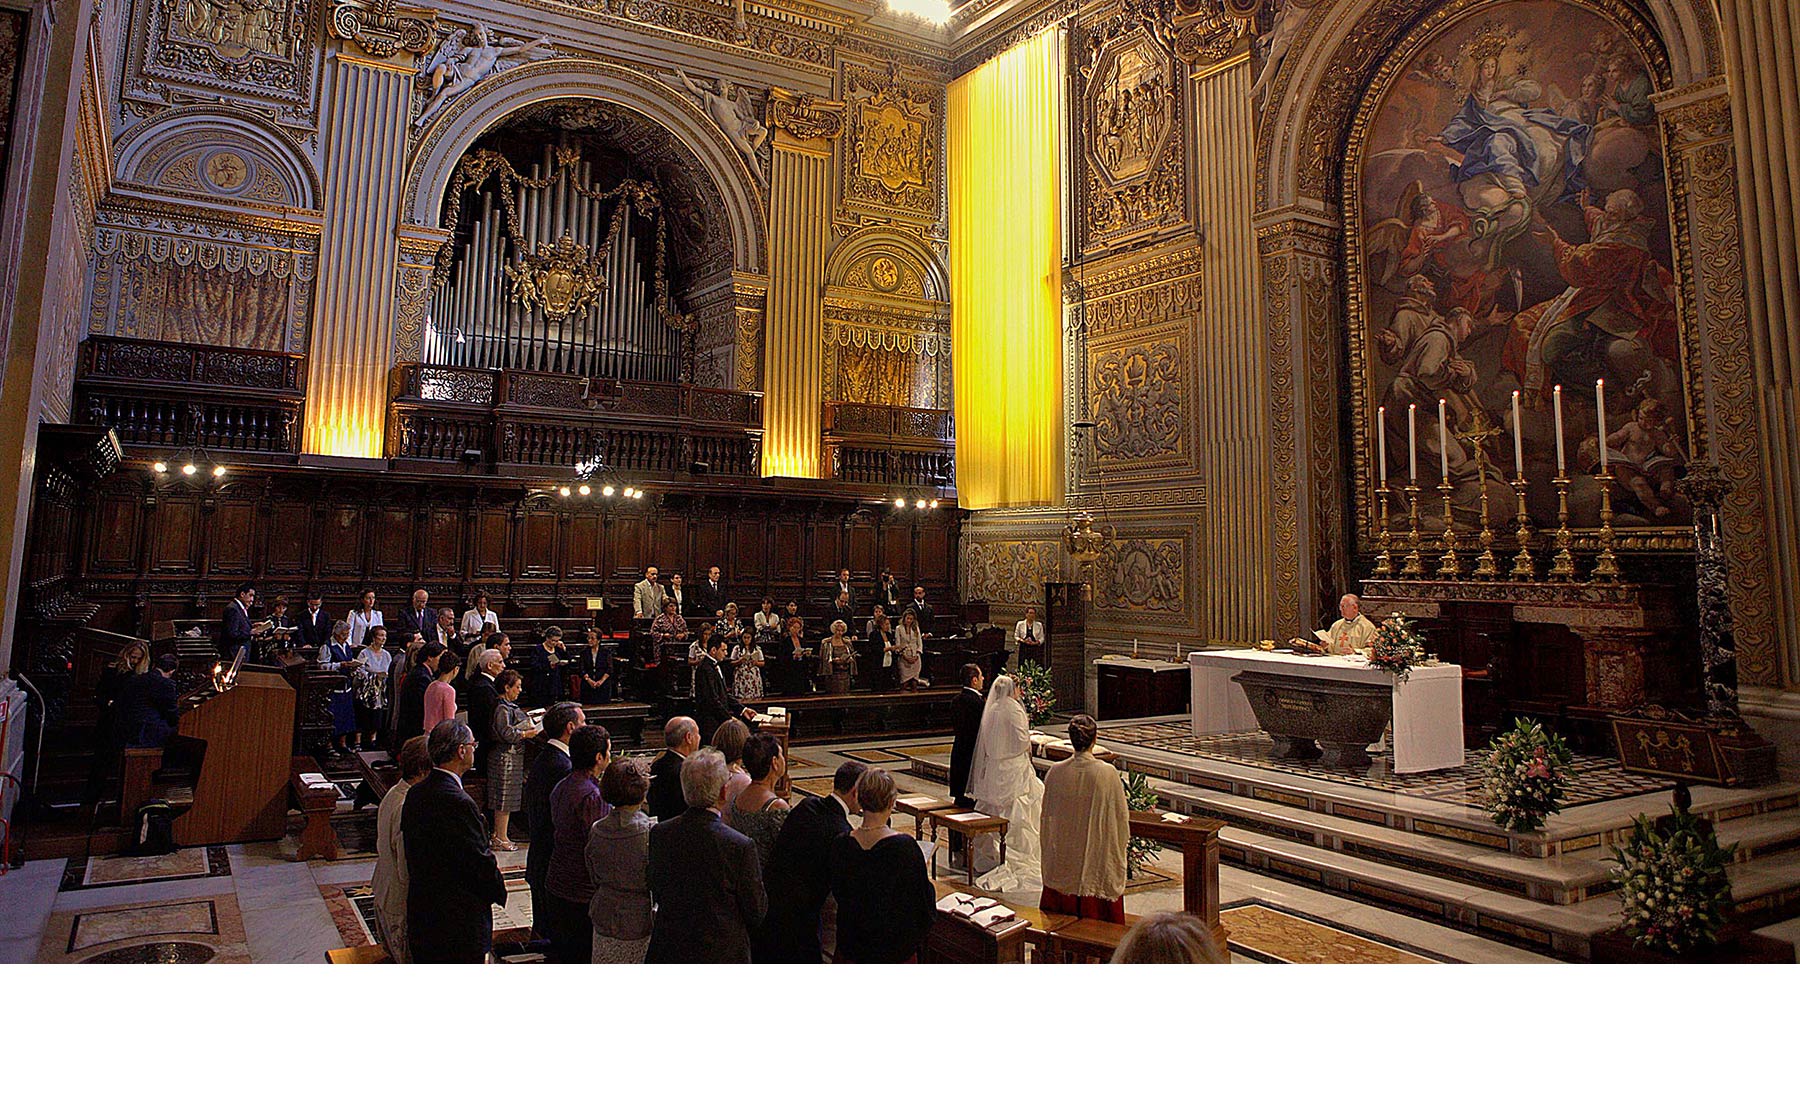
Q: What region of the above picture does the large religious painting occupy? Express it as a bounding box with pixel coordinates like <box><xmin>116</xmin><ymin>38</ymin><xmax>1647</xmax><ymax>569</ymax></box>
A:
<box><xmin>1348</xmin><ymin>0</ymin><xmax>1687</xmax><ymax>547</ymax></box>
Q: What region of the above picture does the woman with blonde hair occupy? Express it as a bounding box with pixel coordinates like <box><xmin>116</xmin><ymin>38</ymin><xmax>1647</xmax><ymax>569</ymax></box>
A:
<box><xmin>1110</xmin><ymin>910</ymin><xmax>1229</xmax><ymax>964</ymax></box>
<box><xmin>817</xmin><ymin>619</ymin><xmax>858</xmax><ymax>694</ymax></box>
<box><xmin>828</xmin><ymin>767</ymin><xmax>934</xmax><ymax>962</ymax></box>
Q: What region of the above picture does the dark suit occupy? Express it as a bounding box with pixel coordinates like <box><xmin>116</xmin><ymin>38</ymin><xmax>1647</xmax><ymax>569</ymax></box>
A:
<box><xmin>395</xmin><ymin>663</ymin><xmax>434</xmax><ymax>738</ymax></box>
<box><xmin>646</xmin><ymin>808</ymin><xmax>766</xmax><ymax>964</ymax></box>
<box><xmin>297</xmin><ymin>606</ymin><xmax>332</xmax><ymax>648</ymax></box>
<box><xmin>691</xmin><ymin>655</ymin><xmax>740</xmax><ymax>741</ymax></box>
<box><xmin>220</xmin><ymin>600</ymin><xmax>254</xmax><ymax>659</ymax></box>
<box><xmin>755</xmin><ymin>793</ymin><xmax>851</xmax><ymax>962</ymax></box>
<box><xmin>116</xmin><ymin>671</ymin><xmax>181</xmax><ymax>748</ymax></box>
<box><xmin>403</xmin><ymin>768</ymin><xmax>508</xmax><ymax>962</ymax></box>
<box><xmin>876</xmin><ymin>581</ymin><xmax>903</xmax><ymax>613</ymax></box>
<box><xmin>905</xmin><ymin>600</ymin><xmax>934</xmax><ymax>631</ymax></box>
<box><xmin>522</xmin><ymin>742</ymin><xmax>573</xmax><ymax>938</ymax></box>
<box><xmin>645</xmin><ymin>749</ymin><xmax>686</xmax><ymax>823</ymax></box>
<box><xmin>466</xmin><ymin>673</ymin><xmax>500</xmax><ymax>771</ymax></box>
<box><xmin>692</xmin><ymin>579</ymin><xmax>727</xmax><ymax>617</ymax></box>
<box><xmin>393</xmin><ymin>606</ymin><xmax>434</xmax><ymax>644</ymax></box>
<box><xmin>949</xmin><ymin>686</ymin><xmax>985</xmax><ymax>807</ymax></box>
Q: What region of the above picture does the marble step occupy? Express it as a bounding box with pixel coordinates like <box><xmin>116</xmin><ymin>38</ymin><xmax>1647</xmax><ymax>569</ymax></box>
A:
<box><xmin>1205</xmin><ymin>817</ymin><xmax>1800</xmax><ymax>960</ymax></box>
<box><xmin>1154</xmin><ymin>780</ymin><xmax>1615</xmax><ymax>904</ymax></box>
<box><xmin>1715</xmin><ymin>807</ymin><xmax>1800</xmax><ymax>863</ymax></box>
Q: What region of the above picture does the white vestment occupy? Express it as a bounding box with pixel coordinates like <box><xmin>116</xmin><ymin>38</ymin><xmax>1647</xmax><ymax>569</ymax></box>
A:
<box><xmin>967</xmin><ymin>676</ymin><xmax>1043</xmax><ymax>892</ymax></box>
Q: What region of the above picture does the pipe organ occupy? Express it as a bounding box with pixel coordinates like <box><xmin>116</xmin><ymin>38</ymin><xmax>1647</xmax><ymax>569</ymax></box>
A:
<box><xmin>425</xmin><ymin>147</ymin><xmax>684</xmax><ymax>383</ymax></box>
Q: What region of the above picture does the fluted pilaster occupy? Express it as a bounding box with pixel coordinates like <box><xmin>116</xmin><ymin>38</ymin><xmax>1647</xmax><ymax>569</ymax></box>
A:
<box><xmin>303</xmin><ymin>49</ymin><xmax>414</xmax><ymax>459</ymax></box>
<box><xmin>760</xmin><ymin>109</ymin><xmax>837</xmax><ymax>479</ymax></box>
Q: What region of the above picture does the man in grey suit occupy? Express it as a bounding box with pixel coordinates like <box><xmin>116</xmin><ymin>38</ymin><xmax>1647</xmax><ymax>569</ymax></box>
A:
<box><xmin>632</xmin><ymin>566</ymin><xmax>666</xmax><ymax>620</ymax></box>
<box><xmin>645</xmin><ymin>748</ymin><xmax>766</xmax><ymax>963</ymax></box>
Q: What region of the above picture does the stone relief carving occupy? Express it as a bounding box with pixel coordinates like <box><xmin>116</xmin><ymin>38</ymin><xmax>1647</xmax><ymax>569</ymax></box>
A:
<box><xmin>135</xmin><ymin>0</ymin><xmax>319</xmax><ymax>111</ymax></box>
<box><xmin>415</xmin><ymin>23</ymin><xmax>553</xmax><ymax>129</ymax></box>
<box><xmin>327</xmin><ymin>0</ymin><xmax>433</xmax><ymax>59</ymax></box>
<box><xmin>1078</xmin><ymin>17</ymin><xmax>1187</xmax><ymax>251</ymax></box>
<box><xmin>1249</xmin><ymin>0</ymin><xmax>1323</xmax><ymax>109</ymax></box>
<box><xmin>670</xmin><ymin>68</ymin><xmax>769</xmax><ymax>188</ymax></box>
<box><xmin>961</xmin><ymin>538</ymin><xmax>1063</xmax><ymax>606</ymax></box>
<box><xmin>1094</xmin><ymin>536</ymin><xmax>1187</xmax><ymax>614</ymax></box>
<box><xmin>768</xmin><ymin>88</ymin><xmax>844</xmax><ymax>142</ymax></box>
<box><xmin>840</xmin><ymin>57</ymin><xmax>940</xmax><ymax>225</ymax></box>
<box><xmin>1088</xmin><ymin>337</ymin><xmax>1185</xmax><ymax>464</ymax></box>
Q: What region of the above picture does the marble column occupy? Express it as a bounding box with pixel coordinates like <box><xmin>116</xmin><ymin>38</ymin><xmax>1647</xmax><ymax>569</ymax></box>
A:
<box><xmin>303</xmin><ymin>43</ymin><xmax>417</xmax><ymax>461</ymax></box>
<box><xmin>1717</xmin><ymin>1</ymin><xmax>1800</xmax><ymax>693</ymax></box>
<box><xmin>759</xmin><ymin>92</ymin><xmax>840</xmax><ymax>479</ymax></box>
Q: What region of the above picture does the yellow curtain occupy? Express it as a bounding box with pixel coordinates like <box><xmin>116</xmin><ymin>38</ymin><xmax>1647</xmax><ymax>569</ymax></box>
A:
<box><xmin>949</xmin><ymin>26</ymin><xmax>1065</xmax><ymax>510</ymax></box>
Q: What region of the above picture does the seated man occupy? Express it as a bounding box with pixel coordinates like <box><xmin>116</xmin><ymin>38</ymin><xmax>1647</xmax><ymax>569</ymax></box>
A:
<box><xmin>1039</xmin><ymin>714</ymin><xmax>1129</xmax><ymax>923</ymax></box>
<box><xmin>1323</xmin><ymin>593</ymin><xmax>1377</xmax><ymax>655</ymax></box>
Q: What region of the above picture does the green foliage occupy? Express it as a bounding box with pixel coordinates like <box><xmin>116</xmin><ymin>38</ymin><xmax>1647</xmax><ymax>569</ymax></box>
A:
<box><xmin>1122</xmin><ymin>769</ymin><xmax>1162</xmax><ymax>879</ymax></box>
<box><xmin>1480</xmin><ymin>717</ymin><xmax>1574</xmax><ymax>832</ymax></box>
<box><xmin>1012</xmin><ymin>660</ymin><xmax>1057</xmax><ymax>723</ymax></box>
<box><xmin>1366</xmin><ymin>613</ymin><xmax>1426</xmax><ymax>677</ymax></box>
<box><xmin>1609</xmin><ymin>807</ymin><xmax>1737</xmax><ymax>955</ymax></box>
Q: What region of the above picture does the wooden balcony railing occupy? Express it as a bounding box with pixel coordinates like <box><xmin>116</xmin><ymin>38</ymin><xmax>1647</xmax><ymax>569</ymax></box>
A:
<box><xmin>390</xmin><ymin>363</ymin><xmax>763</xmax><ymax>477</ymax></box>
<box><xmin>76</xmin><ymin>336</ymin><xmax>305</xmax><ymax>456</ymax></box>
<box><xmin>821</xmin><ymin>400</ymin><xmax>955</xmax><ymax>487</ymax></box>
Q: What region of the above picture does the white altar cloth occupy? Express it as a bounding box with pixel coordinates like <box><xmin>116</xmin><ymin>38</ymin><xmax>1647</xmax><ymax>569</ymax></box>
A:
<box><xmin>1187</xmin><ymin>649</ymin><xmax>1464</xmax><ymax>774</ymax></box>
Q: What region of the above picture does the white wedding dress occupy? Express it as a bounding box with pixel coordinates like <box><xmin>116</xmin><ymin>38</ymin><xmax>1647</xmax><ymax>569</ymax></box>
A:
<box><xmin>968</xmin><ymin>676</ymin><xmax>1043</xmax><ymax>893</ymax></box>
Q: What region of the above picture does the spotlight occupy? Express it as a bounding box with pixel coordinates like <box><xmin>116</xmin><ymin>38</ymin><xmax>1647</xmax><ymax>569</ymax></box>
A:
<box><xmin>212</xmin><ymin>466</ymin><xmax>226</xmax><ymax>479</ymax></box>
<box><xmin>929</xmin><ymin>500</ymin><xmax>939</xmax><ymax>509</ymax></box>
<box><xmin>181</xmin><ymin>463</ymin><xmax>197</xmax><ymax>476</ymax></box>
<box><xmin>558</xmin><ymin>486</ymin><xmax>571</xmax><ymax>498</ymax></box>
<box><xmin>633</xmin><ymin>489</ymin><xmax>645</xmax><ymax>499</ymax></box>
<box><xmin>578</xmin><ymin>484</ymin><xmax>591</xmax><ymax>496</ymax></box>
<box><xmin>894</xmin><ymin>497</ymin><xmax>906</xmax><ymax>508</ymax></box>
<box><xmin>915</xmin><ymin>499</ymin><xmax>927</xmax><ymax>509</ymax></box>
<box><xmin>152</xmin><ymin>461</ymin><xmax>167</xmax><ymax>474</ymax></box>
<box><xmin>602</xmin><ymin>485</ymin><xmax>615</xmax><ymax>497</ymax></box>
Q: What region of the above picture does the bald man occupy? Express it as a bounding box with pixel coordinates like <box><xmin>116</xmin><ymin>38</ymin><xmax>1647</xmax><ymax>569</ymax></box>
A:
<box><xmin>647</xmin><ymin>717</ymin><xmax>700</xmax><ymax>822</ymax></box>
<box><xmin>1325</xmin><ymin>594</ymin><xmax>1377</xmax><ymax>656</ymax></box>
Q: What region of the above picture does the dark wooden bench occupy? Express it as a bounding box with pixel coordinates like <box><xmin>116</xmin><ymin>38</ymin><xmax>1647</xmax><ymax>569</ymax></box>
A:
<box><xmin>291</xmin><ymin>755</ymin><xmax>341</xmax><ymax>861</ymax></box>
<box><xmin>763</xmin><ymin>685</ymin><xmax>961</xmax><ymax>744</ymax></box>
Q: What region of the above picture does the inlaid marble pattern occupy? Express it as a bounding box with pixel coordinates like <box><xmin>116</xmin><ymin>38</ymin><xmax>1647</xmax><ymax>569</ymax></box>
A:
<box><xmin>1103</xmin><ymin>721</ymin><xmax>1671</xmax><ymax>810</ymax></box>
<box><xmin>40</xmin><ymin>895</ymin><xmax>248</xmax><ymax>963</ymax></box>
<box><xmin>62</xmin><ymin>844</ymin><xmax>231</xmax><ymax>891</ymax></box>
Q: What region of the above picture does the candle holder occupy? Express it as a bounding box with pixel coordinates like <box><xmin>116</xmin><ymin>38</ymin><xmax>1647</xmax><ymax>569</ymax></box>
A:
<box><xmin>1471</xmin><ymin>464</ymin><xmax>1500</xmax><ymax>580</ymax></box>
<box><xmin>1401</xmin><ymin>484</ymin><xmax>1426</xmax><ymax>578</ymax></box>
<box><xmin>1508</xmin><ymin>476</ymin><xmax>1536</xmax><ymax>581</ymax></box>
<box><xmin>1373</xmin><ymin>484</ymin><xmax>1396</xmax><ymax>579</ymax></box>
<box><xmin>1592</xmin><ymin>472</ymin><xmax>1623</xmax><ymax>583</ymax></box>
<box><xmin>1548</xmin><ymin>474</ymin><xmax>1577</xmax><ymax>581</ymax></box>
<box><xmin>1436</xmin><ymin>478</ymin><xmax>1461</xmax><ymax>578</ymax></box>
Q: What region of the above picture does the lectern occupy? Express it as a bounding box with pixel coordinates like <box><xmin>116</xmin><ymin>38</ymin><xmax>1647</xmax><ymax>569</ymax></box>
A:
<box><xmin>172</xmin><ymin>670</ymin><xmax>296</xmax><ymax>846</ymax></box>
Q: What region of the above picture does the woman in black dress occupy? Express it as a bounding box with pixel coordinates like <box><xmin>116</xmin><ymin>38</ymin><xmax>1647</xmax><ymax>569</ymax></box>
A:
<box><xmin>576</xmin><ymin>626</ymin><xmax>614</xmax><ymax>704</ymax></box>
<box><xmin>828</xmin><ymin>768</ymin><xmax>935</xmax><ymax>963</ymax></box>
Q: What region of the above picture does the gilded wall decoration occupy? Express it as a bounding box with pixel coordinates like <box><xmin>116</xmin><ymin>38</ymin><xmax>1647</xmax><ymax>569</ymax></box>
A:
<box><xmin>823</xmin><ymin>231</ymin><xmax>951</xmax><ymax>410</ymax></box>
<box><xmin>1087</xmin><ymin>331</ymin><xmax>1187</xmax><ymax>467</ymax></box>
<box><xmin>1093</xmin><ymin>535</ymin><xmax>1187</xmax><ymax>615</ymax></box>
<box><xmin>840</xmin><ymin>57</ymin><xmax>941</xmax><ymax>226</ymax></box>
<box><xmin>415</xmin><ymin>23</ymin><xmax>553</xmax><ymax>130</ymax></box>
<box><xmin>1344</xmin><ymin>0</ymin><xmax>1688</xmax><ymax>553</ymax></box>
<box><xmin>960</xmin><ymin>537</ymin><xmax>1063</xmax><ymax>607</ymax></box>
<box><xmin>88</xmin><ymin>226</ymin><xmax>317</xmax><ymax>354</ymax></box>
<box><xmin>1077</xmin><ymin>16</ymin><xmax>1188</xmax><ymax>253</ymax></box>
<box><xmin>135</xmin><ymin>0</ymin><xmax>319</xmax><ymax>108</ymax></box>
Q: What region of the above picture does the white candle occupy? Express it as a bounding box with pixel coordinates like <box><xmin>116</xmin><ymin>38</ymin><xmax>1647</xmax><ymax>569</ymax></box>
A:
<box><xmin>1511</xmin><ymin>389</ymin><xmax>1525</xmax><ymax>479</ymax></box>
<box><xmin>1438</xmin><ymin>398</ymin><xmax>1450</xmax><ymax>483</ymax></box>
<box><xmin>1552</xmin><ymin>385</ymin><xmax>1566</xmax><ymax>474</ymax></box>
<box><xmin>1377</xmin><ymin>406</ymin><xmax>1388</xmax><ymax>487</ymax></box>
<box><xmin>1408</xmin><ymin>403</ymin><xmax>1418</xmax><ymax>483</ymax></box>
<box><xmin>1595</xmin><ymin>379</ymin><xmax>1609</xmax><ymax>471</ymax></box>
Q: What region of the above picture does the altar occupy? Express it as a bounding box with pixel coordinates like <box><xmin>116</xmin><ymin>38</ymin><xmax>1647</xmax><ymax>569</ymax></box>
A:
<box><xmin>1188</xmin><ymin>649</ymin><xmax>1464</xmax><ymax>774</ymax></box>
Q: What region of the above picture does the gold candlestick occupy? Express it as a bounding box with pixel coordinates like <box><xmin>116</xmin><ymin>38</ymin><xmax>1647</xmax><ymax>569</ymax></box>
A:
<box><xmin>1508</xmin><ymin>476</ymin><xmax>1536</xmax><ymax>581</ymax></box>
<box><xmin>1436</xmin><ymin>478</ymin><xmax>1461</xmax><ymax>578</ymax></box>
<box><xmin>1401</xmin><ymin>484</ymin><xmax>1426</xmax><ymax>578</ymax></box>
<box><xmin>1373</xmin><ymin>484</ymin><xmax>1396</xmax><ymax>578</ymax></box>
<box><xmin>1548</xmin><ymin>474</ymin><xmax>1577</xmax><ymax>580</ymax></box>
<box><xmin>1592</xmin><ymin>471</ymin><xmax>1622</xmax><ymax>583</ymax></box>
<box><xmin>1472</xmin><ymin>463</ymin><xmax>1500</xmax><ymax>580</ymax></box>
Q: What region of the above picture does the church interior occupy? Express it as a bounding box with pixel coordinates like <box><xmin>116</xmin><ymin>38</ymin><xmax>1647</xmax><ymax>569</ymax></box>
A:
<box><xmin>3</xmin><ymin>0</ymin><xmax>1800</xmax><ymax>998</ymax></box>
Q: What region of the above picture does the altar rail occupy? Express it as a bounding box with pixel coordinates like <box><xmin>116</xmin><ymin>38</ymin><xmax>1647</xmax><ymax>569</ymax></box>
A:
<box><xmin>76</xmin><ymin>336</ymin><xmax>304</xmax><ymax>456</ymax></box>
<box><xmin>390</xmin><ymin>362</ymin><xmax>762</xmax><ymax>477</ymax></box>
<box><xmin>821</xmin><ymin>400</ymin><xmax>955</xmax><ymax>487</ymax></box>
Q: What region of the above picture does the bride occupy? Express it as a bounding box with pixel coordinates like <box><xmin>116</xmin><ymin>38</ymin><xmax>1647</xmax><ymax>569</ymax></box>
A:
<box><xmin>968</xmin><ymin>674</ymin><xmax>1043</xmax><ymax>892</ymax></box>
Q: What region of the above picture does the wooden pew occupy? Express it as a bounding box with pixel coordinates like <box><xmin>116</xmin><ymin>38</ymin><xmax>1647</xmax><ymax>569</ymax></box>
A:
<box><xmin>766</xmin><ymin>685</ymin><xmax>960</xmax><ymax>744</ymax></box>
<box><xmin>922</xmin><ymin>880</ymin><xmax>1069</xmax><ymax>964</ymax></box>
<box><xmin>1128</xmin><ymin>810</ymin><xmax>1228</xmax><ymax>959</ymax></box>
<box><xmin>291</xmin><ymin>756</ymin><xmax>340</xmax><ymax>861</ymax></box>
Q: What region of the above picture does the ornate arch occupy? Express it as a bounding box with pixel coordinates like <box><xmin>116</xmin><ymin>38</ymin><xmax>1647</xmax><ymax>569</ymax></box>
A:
<box><xmin>824</xmin><ymin>226</ymin><xmax>949</xmax><ymax>302</ymax></box>
<box><xmin>113</xmin><ymin>108</ymin><xmax>320</xmax><ymax>210</ymax></box>
<box><xmin>822</xmin><ymin>226</ymin><xmax>951</xmax><ymax>409</ymax></box>
<box><xmin>403</xmin><ymin>59</ymin><xmax>768</xmax><ymax>275</ymax></box>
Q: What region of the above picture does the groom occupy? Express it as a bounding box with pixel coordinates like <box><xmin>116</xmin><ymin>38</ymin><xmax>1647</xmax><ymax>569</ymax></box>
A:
<box><xmin>947</xmin><ymin>663</ymin><xmax>985</xmax><ymax>867</ymax></box>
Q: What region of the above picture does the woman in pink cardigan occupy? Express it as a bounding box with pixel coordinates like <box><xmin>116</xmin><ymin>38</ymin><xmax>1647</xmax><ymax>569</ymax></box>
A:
<box><xmin>423</xmin><ymin>656</ymin><xmax>460</xmax><ymax>731</ymax></box>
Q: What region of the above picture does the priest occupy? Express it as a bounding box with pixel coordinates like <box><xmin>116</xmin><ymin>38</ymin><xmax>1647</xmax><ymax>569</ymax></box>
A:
<box><xmin>1324</xmin><ymin>594</ymin><xmax>1378</xmax><ymax>656</ymax></box>
<box><xmin>1039</xmin><ymin>714</ymin><xmax>1129</xmax><ymax>922</ymax></box>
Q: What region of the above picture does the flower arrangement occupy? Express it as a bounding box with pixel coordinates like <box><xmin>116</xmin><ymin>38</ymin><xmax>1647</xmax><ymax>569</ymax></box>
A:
<box><xmin>1365</xmin><ymin>613</ymin><xmax>1426</xmax><ymax>678</ymax></box>
<box><xmin>1480</xmin><ymin>718</ymin><xmax>1573</xmax><ymax>832</ymax></box>
<box><xmin>1012</xmin><ymin>660</ymin><xmax>1057</xmax><ymax>724</ymax></box>
<box><xmin>1609</xmin><ymin>807</ymin><xmax>1737</xmax><ymax>955</ymax></box>
<box><xmin>1121</xmin><ymin>769</ymin><xmax>1163</xmax><ymax>879</ymax></box>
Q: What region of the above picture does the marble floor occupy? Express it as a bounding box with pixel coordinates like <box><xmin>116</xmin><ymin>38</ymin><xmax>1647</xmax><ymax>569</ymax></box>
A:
<box><xmin>0</xmin><ymin>733</ymin><xmax>1559</xmax><ymax>964</ymax></box>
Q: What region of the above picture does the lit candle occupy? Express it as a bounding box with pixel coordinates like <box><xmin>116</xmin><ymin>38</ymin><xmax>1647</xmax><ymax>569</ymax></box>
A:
<box><xmin>1377</xmin><ymin>406</ymin><xmax>1389</xmax><ymax>487</ymax></box>
<box><xmin>1438</xmin><ymin>398</ymin><xmax>1450</xmax><ymax>483</ymax></box>
<box><xmin>1511</xmin><ymin>389</ymin><xmax>1525</xmax><ymax>479</ymax></box>
<box><xmin>1595</xmin><ymin>379</ymin><xmax>1609</xmax><ymax>471</ymax></box>
<box><xmin>1408</xmin><ymin>403</ymin><xmax>1418</xmax><ymax>483</ymax></box>
<box><xmin>1552</xmin><ymin>385</ymin><xmax>1566</xmax><ymax>475</ymax></box>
